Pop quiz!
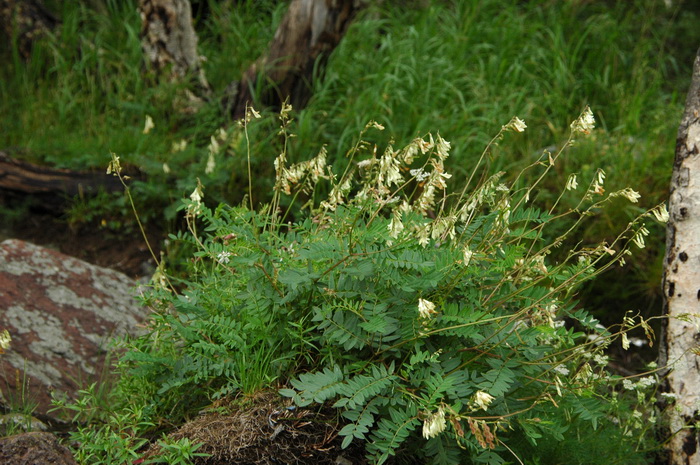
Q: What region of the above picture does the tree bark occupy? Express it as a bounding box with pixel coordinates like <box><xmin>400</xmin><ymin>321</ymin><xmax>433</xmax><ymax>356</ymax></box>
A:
<box><xmin>0</xmin><ymin>0</ymin><xmax>58</xmax><ymax>59</ymax></box>
<box><xmin>660</xmin><ymin>47</ymin><xmax>700</xmax><ymax>465</ymax></box>
<box><xmin>228</xmin><ymin>0</ymin><xmax>363</xmax><ymax>119</ymax></box>
<box><xmin>139</xmin><ymin>0</ymin><xmax>209</xmax><ymax>96</ymax></box>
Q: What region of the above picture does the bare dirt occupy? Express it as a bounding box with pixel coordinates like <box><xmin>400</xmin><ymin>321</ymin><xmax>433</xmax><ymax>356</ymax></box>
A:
<box><xmin>0</xmin><ymin>210</ymin><xmax>161</xmax><ymax>281</ymax></box>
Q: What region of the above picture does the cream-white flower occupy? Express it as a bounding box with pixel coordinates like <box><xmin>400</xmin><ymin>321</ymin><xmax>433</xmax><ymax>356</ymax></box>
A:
<box><xmin>601</xmin><ymin>244</ymin><xmax>616</xmax><ymax>256</ymax></box>
<box><xmin>590</xmin><ymin>170</ymin><xmax>606</xmax><ymax>196</ymax></box>
<box><xmin>463</xmin><ymin>247</ymin><xmax>473</xmax><ymax>266</ymax></box>
<box><xmin>205</xmin><ymin>152</ymin><xmax>216</xmax><ymax>174</ymax></box>
<box><xmin>143</xmin><ymin>115</ymin><xmax>155</xmax><ymax>134</ymax></box>
<box><xmin>247</xmin><ymin>106</ymin><xmax>261</xmax><ymax>121</ymax></box>
<box><xmin>410</xmin><ymin>168</ymin><xmax>429</xmax><ymax>182</ymax></box>
<box><xmin>106</xmin><ymin>154</ymin><xmax>121</xmax><ymax>175</ymax></box>
<box><xmin>553</xmin><ymin>365</ymin><xmax>570</xmax><ymax>376</ymax></box>
<box><xmin>622</xmin><ymin>333</ymin><xmax>630</xmax><ymax>350</ymax></box>
<box><xmin>418</xmin><ymin>298</ymin><xmax>437</xmax><ymax>319</ymax></box>
<box><xmin>171</xmin><ymin>139</ymin><xmax>187</xmax><ymax>152</ymax></box>
<box><xmin>596</xmin><ymin>170</ymin><xmax>606</xmax><ymax>185</ymax></box>
<box><xmin>388</xmin><ymin>210</ymin><xmax>404</xmax><ymax>239</ymax></box>
<box><xmin>565</xmin><ymin>174</ymin><xmax>578</xmax><ymax>191</ymax></box>
<box><xmin>619</xmin><ymin>188</ymin><xmax>641</xmax><ymax>203</ymax></box>
<box><xmin>208</xmin><ymin>135</ymin><xmax>221</xmax><ymax>156</ymax></box>
<box><xmin>631</xmin><ymin>226</ymin><xmax>649</xmax><ymax>249</ymax></box>
<box><xmin>435</xmin><ymin>134</ymin><xmax>451</xmax><ymax>161</ymax></box>
<box><xmin>366</xmin><ymin>120</ymin><xmax>385</xmax><ymax>130</ymax></box>
<box><xmin>188</xmin><ymin>181</ymin><xmax>204</xmax><ymax>216</ymax></box>
<box><xmin>570</xmin><ymin>106</ymin><xmax>595</xmax><ymax>134</ymax></box>
<box><xmin>416</xmin><ymin>224</ymin><xmax>430</xmax><ymax>247</ymax></box>
<box><xmin>473</xmin><ymin>391</ymin><xmax>495</xmax><ymax>411</ymax></box>
<box><xmin>505</xmin><ymin>116</ymin><xmax>527</xmax><ymax>133</ymax></box>
<box><xmin>652</xmin><ymin>204</ymin><xmax>669</xmax><ymax>223</ymax></box>
<box><xmin>422</xmin><ymin>407</ymin><xmax>446</xmax><ymax>439</ymax></box>
<box><xmin>190</xmin><ymin>185</ymin><xmax>203</xmax><ymax>204</ymax></box>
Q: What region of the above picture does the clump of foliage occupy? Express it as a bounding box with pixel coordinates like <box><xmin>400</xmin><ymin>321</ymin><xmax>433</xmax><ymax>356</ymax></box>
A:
<box><xmin>60</xmin><ymin>107</ymin><xmax>667</xmax><ymax>464</ymax></box>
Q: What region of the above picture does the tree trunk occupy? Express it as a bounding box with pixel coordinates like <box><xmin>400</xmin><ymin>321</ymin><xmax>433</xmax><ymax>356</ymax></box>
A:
<box><xmin>0</xmin><ymin>0</ymin><xmax>58</xmax><ymax>59</ymax></box>
<box><xmin>660</xmin><ymin>47</ymin><xmax>700</xmax><ymax>465</ymax></box>
<box><xmin>228</xmin><ymin>0</ymin><xmax>363</xmax><ymax>119</ymax></box>
<box><xmin>139</xmin><ymin>0</ymin><xmax>209</xmax><ymax>97</ymax></box>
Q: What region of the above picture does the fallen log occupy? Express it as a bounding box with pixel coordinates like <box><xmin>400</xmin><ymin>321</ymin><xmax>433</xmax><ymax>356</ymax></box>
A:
<box><xmin>0</xmin><ymin>151</ymin><xmax>127</xmax><ymax>197</ymax></box>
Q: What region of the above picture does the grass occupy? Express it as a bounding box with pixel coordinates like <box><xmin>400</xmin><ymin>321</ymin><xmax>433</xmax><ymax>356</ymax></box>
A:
<box><xmin>1</xmin><ymin>0</ymin><xmax>698</xmax><ymax>336</ymax></box>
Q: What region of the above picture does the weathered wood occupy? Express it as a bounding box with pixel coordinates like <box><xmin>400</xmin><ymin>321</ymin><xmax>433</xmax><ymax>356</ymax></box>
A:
<box><xmin>229</xmin><ymin>0</ymin><xmax>363</xmax><ymax>119</ymax></box>
<box><xmin>0</xmin><ymin>0</ymin><xmax>58</xmax><ymax>59</ymax></box>
<box><xmin>0</xmin><ymin>151</ymin><xmax>126</xmax><ymax>197</ymax></box>
<box><xmin>660</xmin><ymin>47</ymin><xmax>700</xmax><ymax>465</ymax></box>
<box><xmin>139</xmin><ymin>0</ymin><xmax>209</xmax><ymax>95</ymax></box>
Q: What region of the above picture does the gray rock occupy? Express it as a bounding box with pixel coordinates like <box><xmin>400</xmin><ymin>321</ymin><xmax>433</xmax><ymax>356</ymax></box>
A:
<box><xmin>0</xmin><ymin>431</ymin><xmax>77</xmax><ymax>465</ymax></box>
<box><xmin>0</xmin><ymin>239</ymin><xmax>150</xmax><ymax>415</ymax></box>
<box><xmin>0</xmin><ymin>413</ymin><xmax>48</xmax><ymax>436</ymax></box>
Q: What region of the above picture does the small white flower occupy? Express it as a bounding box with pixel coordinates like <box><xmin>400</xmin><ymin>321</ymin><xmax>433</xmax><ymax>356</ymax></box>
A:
<box><xmin>217</xmin><ymin>251</ymin><xmax>232</xmax><ymax>264</ymax></box>
<box><xmin>106</xmin><ymin>154</ymin><xmax>121</xmax><ymax>175</ymax></box>
<box><xmin>171</xmin><ymin>139</ymin><xmax>187</xmax><ymax>152</ymax></box>
<box><xmin>596</xmin><ymin>170</ymin><xmax>606</xmax><ymax>185</ymax></box>
<box><xmin>553</xmin><ymin>365</ymin><xmax>570</xmax><ymax>376</ymax></box>
<box><xmin>190</xmin><ymin>186</ymin><xmax>202</xmax><ymax>204</ymax></box>
<box><xmin>247</xmin><ymin>106</ymin><xmax>261</xmax><ymax>121</ymax></box>
<box><xmin>416</xmin><ymin>224</ymin><xmax>431</xmax><ymax>247</ymax></box>
<box><xmin>410</xmin><ymin>168</ymin><xmax>430</xmax><ymax>182</ymax></box>
<box><xmin>208</xmin><ymin>135</ymin><xmax>221</xmax><ymax>156</ymax></box>
<box><xmin>602</xmin><ymin>245</ymin><xmax>616</xmax><ymax>256</ymax></box>
<box><xmin>205</xmin><ymin>152</ymin><xmax>216</xmax><ymax>174</ymax></box>
<box><xmin>366</xmin><ymin>120</ymin><xmax>385</xmax><ymax>130</ymax></box>
<box><xmin>622</xmin><ymin>333</ymin><xmax>630</xmax><ymax>350</ymax></box>
<box><xmin>619</xmin><ymin>188</ymin><xmax>641</xmax><ymax>203</ymax></box>
<box><xmin>422</xmin><ymin>407</ymin><xmax>446</xmax><ymax>439</ymax></box>
<box><xmin>505</xmin><ymin>116</ymin><xmax>527</xmax><ymax>133</ymax></box>
<box><xmin>188</xmin><ymin>181</ymin><xmax>204</xmax><ymax>216</ymax></box>
<box><xmin>463</xmin><ymin>247</ymin><xmax>473</xmax><ymax>266</ymax></box>
<box><xmin>143</xmin><ymin>115</ymin><xmax>155</xmax><ymax>134</ymax></box>
<box><xmin>473</xmin><ymin>391</ymin><xmax>495</xmax><ymax>411</ymax></box>
<box><xmin>631</xmin><ymin>226</ymin><xmax>649</xmax><ymax>249</ymax></box>
<box><xmin>435</xmin><ymin>135</ymin><xmax>451</xmax><ymax>160</ymax></box>
<box><xmin>162</xmin><ymin>163</ymin><xmax>171</xmax><ymax>174</ymax></box>
<box><xmin>565</xmin><ymin>174</ymin><xmax>578</xmax><ymax>191</ymax></box>
<box><xmin>593</xmin><ymin>354</ymin><xmax>609</xmax><ymax>366</ymax></box>
<box><xmin>388</xmin><ymin>210</ymin><xmax>404</xmax><ymax>239</ymax></box>
<box><xmin>651</xmin><ymin>204</ymin><xmax>669</xmax><ymax>223</ymax></box>
<box><xmin>570</xmin><ymin>106</ymin><xmax>595</xmax><ymax>134</ymax></box>
<box><xmin>418</xmin><ymin>298</ymin><xmax>437</xmax><ymax>319</ymax></box>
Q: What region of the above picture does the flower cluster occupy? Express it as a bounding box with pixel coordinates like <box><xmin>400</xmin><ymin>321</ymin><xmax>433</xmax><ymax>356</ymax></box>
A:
<box><xmin>570</xmin><ymin>106</ymin><xmax>595</xmax><ymax>134</ymax></box>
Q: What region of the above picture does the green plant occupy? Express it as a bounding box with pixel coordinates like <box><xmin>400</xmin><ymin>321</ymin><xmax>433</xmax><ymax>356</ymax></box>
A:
<box><xmin>80</xmin><ymin>107</ymin><xmax>665</xmax><ymax>464</ymax></box>
<box><xmin>146</xmin><ymin>437</ymin><xmax>209</xmax><ymax>465</ymax></box>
